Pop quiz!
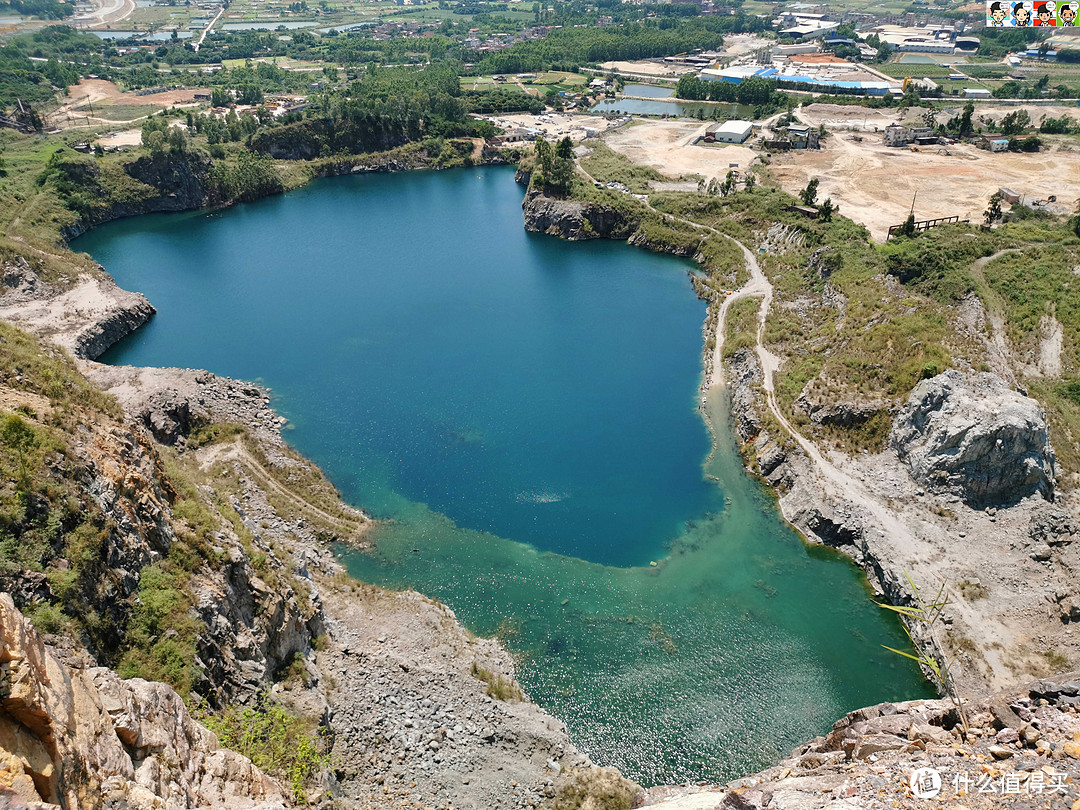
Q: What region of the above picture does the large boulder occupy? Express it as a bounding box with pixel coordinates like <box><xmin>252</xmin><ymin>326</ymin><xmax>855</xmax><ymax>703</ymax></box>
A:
<box><xmin>889</xmin><ymin>370</ymin><xmax>1055</xmax><ymax>507</ymax></box>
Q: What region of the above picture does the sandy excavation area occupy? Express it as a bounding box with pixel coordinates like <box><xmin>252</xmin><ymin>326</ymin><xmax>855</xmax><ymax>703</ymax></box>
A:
<box><xmin>48</xmin><ymin>79</ymin><xmax>208</xmax><ymax>129</ymax></box>
<box><xmin>598</xmin><ymin>60</ymin><xmax>685</xmax><ymax>78</ymax></box>
<box><xmin>95</xmin><ymin>129</ymin><xmax>143</xmax><ymax>148</ymax></box>
<box><xmin>488</xmin><ymin>111</ymin><xmax>622</xmax><ymax>141</ymax></box>
<box><xmin>767</xmin><ymin>103</ymin><xmax>1080</xmax><ymax>241</ymax></box>
<box><xmin>602</xmin><ymin>118</ymin><xmax>759</xmax><ymax>181</ymax></box>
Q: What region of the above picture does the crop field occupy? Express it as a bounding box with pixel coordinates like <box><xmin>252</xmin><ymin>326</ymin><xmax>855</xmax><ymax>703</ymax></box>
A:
<box><xmin>462</xmin><ymin>72</ymin><xmax>587</xmax><ymax>94</ymax></box>
<box><xmin>73</xmin><ymin>102</ymin><xmax>159</xmax><ymax>121</ymax></box>
<box><xmin>126</xmin><ymin>5</ymin><xmax>203</xmax><ymax>31</ymax></box>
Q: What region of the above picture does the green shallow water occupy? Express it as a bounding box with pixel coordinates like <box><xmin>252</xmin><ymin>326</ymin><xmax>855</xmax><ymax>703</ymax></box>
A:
<box><xmin>75</xmin><ymin>165</ymin><xmax>933</xmax><ymax>786</ymax></box>
<box><xmin>339</xmin><ymin>394</ymin><xmax>933</xmax><ymax>784</ymax></box>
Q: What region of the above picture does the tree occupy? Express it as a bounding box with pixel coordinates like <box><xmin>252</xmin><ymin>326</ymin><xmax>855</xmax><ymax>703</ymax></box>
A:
<box><xmin>744</xmin><ymin>171</ymin><xmax>755</xmax><ymax>192</ymax></box>
<box><xmin>555</xmin><ymin>136</ymin><xmax>573</xmax><ymax>160</ymax></box>
<box><xmin>819</xmin><ymin>197</ymin><xmax>834</xmax><ymax>222</ymax></box>
<box><xmin>166</xmin><ymin>126</ymin><xmax>187</xmax><ymax>152</ymax></box>
<box><xmin>899</xmin><ymin>213</ymin><xmax>916</xmax><ymax>237</ymax></box>
<box><xmin>145</xmin><ymin>129</ymin><xmax>165</xmax><ymax>156</ymax></box>
<box><xmin>959</xmin><ymin>101</ymin><xmax>974</xmax><ymax>136</ymax></box>
<box><xmin>800</xmin><ymin>178</ymin><xmax>819</xmax><ymax>206</ymax></box>
<box><xmin>1072</xmin><ymin>199</ymin><xmax>1080</xmax><ymax>239</ymax></box>
<box><xmin>719</xmin><ymin>170</ymin><xmax>736</xmax><ymax>197</ymax></box>
<box><xmin>984</xmin><ymin>191</ymin><xmax>1003</xmax><ymax>227</ymax></box>
<box><xmin>1001</xmin><ymin>109</ymin><xmax>1030</xmax><ymax>136</ymax></box>
<box><xmin>533</xmin><ymin>136</ymin><xmax>573</xmax><ymax>195</ymax></box>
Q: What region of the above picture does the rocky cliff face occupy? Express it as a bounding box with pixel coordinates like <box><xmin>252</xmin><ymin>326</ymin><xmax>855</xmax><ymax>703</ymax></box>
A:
<box><xmin>722</xmin><ymin>345</ymin><xmax>1079</xmax><ymax>695</ymax></box>
<box><xmin>0</xmin><ymin>593</ymin><xmax>286</xmax><ymax>810</ymax></box>
<box><xmin>57</xmin><ymin>152</ymin><xmax>220</xmax><ymax>241</ymax></box>
<box><xmin>0</xmin><ymin>272</ymin><xmax>323</xmax><ymax>707</ymax></box>
<box><xmin>521</xmin><ymin>188</ymin><xmax>635</xmax><ymax>241</ymax></box>
<box><xmin>890</xmin><ymin>371</ymin><xmax>1056</xmax><ymax>508</ymax></box>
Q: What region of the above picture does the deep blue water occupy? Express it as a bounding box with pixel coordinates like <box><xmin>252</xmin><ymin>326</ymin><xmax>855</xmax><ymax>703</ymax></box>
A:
<box><xmin>76</xmin><ymin>166</ymin><xmax>931</xmax><ymax>785</ymax></box>
<box><xmin>86</xmin><ymin>167</ymin><xmax>718</xmax><ymax>568</ymax></box>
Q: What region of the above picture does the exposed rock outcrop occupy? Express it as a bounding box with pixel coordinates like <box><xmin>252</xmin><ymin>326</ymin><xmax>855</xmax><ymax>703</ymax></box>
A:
<box><xmin>521</xmin><ymin>188</ymin><xmax>635</xmax><ymax>241</ymax></box>
<box><xmin>56</xmin><ymin>152</ymin><xmax>220</xmax><ymax>241</ymax></box>
<box><xmin>794</xmin><ymin>391</ymin><xmax>887</xmax><ymax>428</ymax></box>
<box><xmin>0</xmin><ymin>258</ymin><xmax>155</xmax><ymax>361</ymax></box>
<box><xmin>0</xmin><ymin>593</ymin><xmax>286</xmax><ymax>809</ymax></box>
<box><xmin>890</xmin><ymin>371</ymin><xmax>1056</xmax><ymax>507</ymax></box>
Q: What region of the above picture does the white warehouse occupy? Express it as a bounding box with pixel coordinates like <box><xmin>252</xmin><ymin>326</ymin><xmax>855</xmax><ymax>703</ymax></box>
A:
<box><xmin>707</xmin><ymin>120</ymin><xmax>754</xmax><ymax>144</ymax></box>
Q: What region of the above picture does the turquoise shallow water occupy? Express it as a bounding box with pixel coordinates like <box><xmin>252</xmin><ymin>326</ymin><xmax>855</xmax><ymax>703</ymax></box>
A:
<box><xmin>76</xmin><ymin>166</ymin><xmax>932</xmax><ymax>786</ymax></box>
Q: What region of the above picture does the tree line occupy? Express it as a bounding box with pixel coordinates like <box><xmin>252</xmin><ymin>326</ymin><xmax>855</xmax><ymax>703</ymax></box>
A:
<box><xmin>475</xmin><ymin>16</ymin><xmax>763</xmax><ymax>75</ymax></box>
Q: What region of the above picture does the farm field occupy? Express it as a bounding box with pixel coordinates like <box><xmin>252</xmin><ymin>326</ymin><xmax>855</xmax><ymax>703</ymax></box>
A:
<box><xmin>462</xmin><ymin>71</ymin><xmax>587</xmax><ymax>95</ymax></box>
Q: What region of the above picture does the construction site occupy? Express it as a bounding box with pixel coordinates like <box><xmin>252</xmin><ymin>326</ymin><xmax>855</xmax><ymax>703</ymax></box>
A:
<box><xmin>765</xmin><ymin>103</ymin><xmax>1080</xmax><ymax>242</ymax></box>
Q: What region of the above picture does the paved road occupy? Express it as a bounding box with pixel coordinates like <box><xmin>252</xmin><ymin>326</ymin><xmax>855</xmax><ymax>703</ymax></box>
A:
<box><xmin>76</xmin><ymin>0</ymin><xmax>135</xmax><ymax>29</ymax></box>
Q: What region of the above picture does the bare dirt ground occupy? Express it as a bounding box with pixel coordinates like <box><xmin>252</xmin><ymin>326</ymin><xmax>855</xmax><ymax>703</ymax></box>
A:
<box><xmin>602</xmin><ymin>118</ymin><xmax>759</xmax><ymax>180</ymax></box>
<box><xmin>74</xmin><ymin>0</ymin><xmax>135</xmax><ymax>28</ymax></box>
<box><xmin>95</xmin><ymin>129</ymin><xmax>143</xmax><ymax>148</ymax></box>
<box><xmin>48</xmin><ymin>79</ymin><xmax>208</xmax><ymax>130</ymax></box>
<box><xmin>764</xmin><ymin>103</ymin><xmax>1080</xmax><ymax>241</ymax></box>
<box><xmin>598</xmin><ymin>60</ymin><xmax>684</xmax><ymax>78</ymax></box>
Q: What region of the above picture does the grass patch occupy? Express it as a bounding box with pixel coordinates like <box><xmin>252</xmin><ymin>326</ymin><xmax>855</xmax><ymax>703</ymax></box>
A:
<box><xmin>1042</xmin><ymin>648</ymin><xmax>1070</xmax><ymax>671</ymax></box>
<box><xmin>553</xmin><ymin>767</ymin><xmax>638</xmax><ymax>810</ymax></box>
<box><xmin>470</xmin><ymin>661</ymin><xmax>523</xmax><ymax>702</ymax></box>
<box><xmin>981</xmin><ymin>243</ymin><xmax>1080</xmax><ymax>375</ymax></box>
<box><xmin>73</xmin><ymin>103</ymin><xmax>160</xmax><ymax>122</ymax></box>
<box><xmin>580</xmin><ymin>141</ymin><xmax>669</xmax><ymax>194</ymax></box>
<box><xmin>724</xmin><ymin>296</ymin><xmax>759</xmax><ymax>359</ymax></box>
<box><xmin>1026</xmin><ymin>378</ymin><xmax>1080</xmax><ymax>486</ymax></box>
<box><xmin>0</xmin><ymin>321</ymin><xmax>122</xmax><ymax>417</ymax></box>
<box><xmin>958</xmin><ymin>580</ymin><xmax>989</xmax><ymax>601</ymax></box>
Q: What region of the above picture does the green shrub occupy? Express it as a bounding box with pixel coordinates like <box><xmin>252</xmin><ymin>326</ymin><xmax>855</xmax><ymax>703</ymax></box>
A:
<box><xmin>201</xmin><ymin>701</ymin><xmax>328</xmax><ymax>804</ymax></box>
<box><xmin>118</xmin><ymin>562</ymin><xmax>204</xmax><ymax>698</ymax></box>
<box><xmin>23</xmin><ymin>601</ymin><xmax>69</xmax><ymax>635</ymax></box>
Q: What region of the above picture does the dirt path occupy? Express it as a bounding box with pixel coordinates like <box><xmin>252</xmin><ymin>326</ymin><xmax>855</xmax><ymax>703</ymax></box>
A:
<box><xmin>79</xmin><ymin>0</ymin><xmax>135</xmax><ymax>28</ymax></box>
<box><xmin>200</xmin><ymin>440</ymin><xmax>366</xmax><ymax>536</ymax></box>
<box><xmin>969</xmin><ymin>247</ymin><xmax>1025</xmax><ymax>383</ymax></box>
<box><xmin>564</xmin><ymin>167</ymin><xmax>1042</xmax><ymax>680</ymax></box>
<box><xmin>574</xmin><ymin>157</ymin><xmax>765</xmax><ymax>389</ymax></box>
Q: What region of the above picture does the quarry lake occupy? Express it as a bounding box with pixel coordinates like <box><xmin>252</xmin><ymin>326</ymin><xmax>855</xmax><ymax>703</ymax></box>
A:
<box><xmin>76</xmin><ymin>165</ymin><xmax>930</xmax><ymax>786</ymax></box>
